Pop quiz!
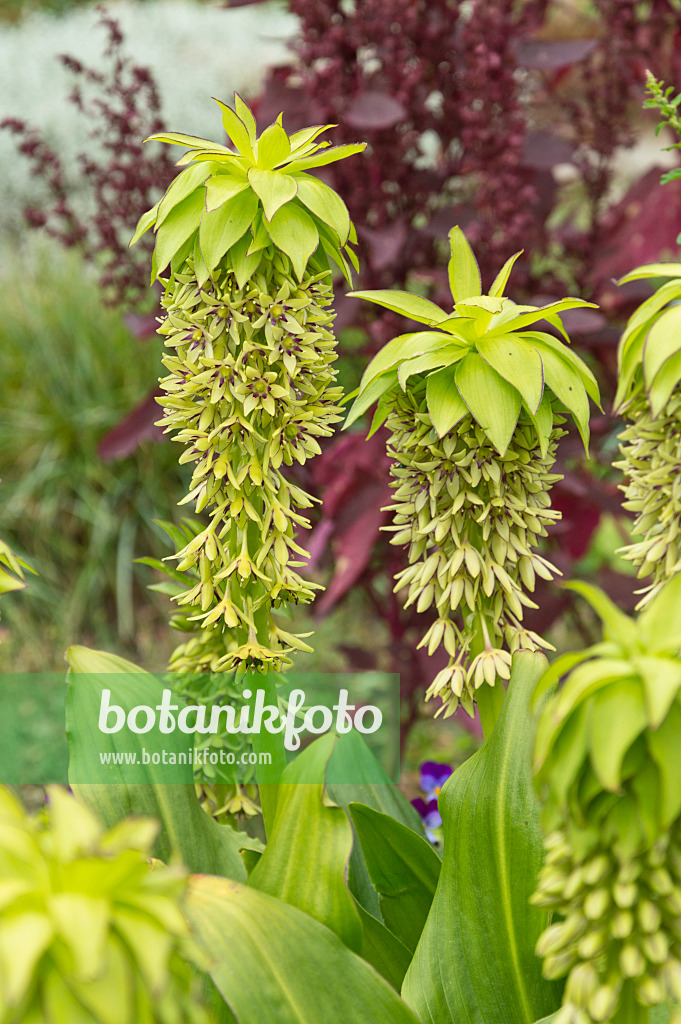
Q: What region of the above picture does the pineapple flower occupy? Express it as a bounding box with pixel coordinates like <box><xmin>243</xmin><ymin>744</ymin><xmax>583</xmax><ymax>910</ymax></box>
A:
<box><xmin>613</xmin><ymin>261</ymin><xmax>681</xmax><ymax>608</ymax></box>
<box><xmin>532</xmin><ymin>575</ymin><xmax>681</xmax><ymax>1024</ymax></box>
<box><xmin>130</xmin><ymin>95</ymin><xmax>364</xmax><ymax>676</ymax></box>
<box><xmin>0</xmin><ymin>786</ymin><xmax>207</xmax><ymax>1024</ymax></box>
<box><xmin>344</xmin><ymin>227</ymin><xmax>600</xmax><ymax>717</ymax></box>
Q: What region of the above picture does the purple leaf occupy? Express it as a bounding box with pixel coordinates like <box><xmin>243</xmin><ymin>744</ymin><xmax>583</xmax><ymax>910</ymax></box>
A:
<box><xmin>512</xmin><ymin>37</ymin><xmax>599</xmax><ymax>70</ymax></box>
<box><xmin>344</xmin><ymin>91</ymin><xmax>407</xmax><ymax>130</ymax></box>
<box><xmin>358</xmin><ymin>220</ymin><xmax>409</xmax><ymax>271</ymax></box>
<box><xmin>98</xmin><ymin>388</ymin><xmax>163</xmax><ymax>460</ymax></box>
<box><xmin>124</xmin><ymin>311</ymin><xmax>160</xmax><ymax>340</ymax></box>
<box><xmin>522</xmin><ymin>131</ymin><xmax>574</xmax><ymax>169</ymax></box>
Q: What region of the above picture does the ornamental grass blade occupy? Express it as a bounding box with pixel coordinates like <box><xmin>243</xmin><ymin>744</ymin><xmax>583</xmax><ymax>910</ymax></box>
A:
<box><xmin>186</xmin><ymin>876</ymin><xmax>422</xmax><ymax>1024</ymax></box>
<box><xmin>401</xmin><ymin>652</ymin><xmax>561</xmax><ymax>1024</ymax></box>
<box><xmin>455</xmin><ymin>353</ymin><xmax>521</xmax><ymax>456</ymax></box>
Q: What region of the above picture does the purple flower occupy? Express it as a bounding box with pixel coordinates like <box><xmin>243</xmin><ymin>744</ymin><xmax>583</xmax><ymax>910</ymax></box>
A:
<box><xmin>411</xmin><ymin>797</ymin><xmax>442</xmax><ymax>844</ymax></box>
<box><xmin>419</xmin><ymin>761</ymin><xmax>453</xmax><ymax>798</ymax></box>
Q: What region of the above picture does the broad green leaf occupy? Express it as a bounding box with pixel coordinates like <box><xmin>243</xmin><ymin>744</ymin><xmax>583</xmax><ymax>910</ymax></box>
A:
<box><xmin>205</xmin><ymin>175</ymin><xmax>249</xmax><ymax>212</ymax></box>
<box><xmin>402</xmin><ymin>652</ymin><xmax>560</xmax><ymax>1024</ymax></box>
<box><xmin>642</xmin><ymin>303</ymin><xmax>681</xmax><ymax>387</ymax></box>
<box><xmin>198</xmin><ymin>189</ymin><xmax>259</xmax><ymax>272</ymax></box>
<box><xmin>588</xmin><ymin>678</ymin><xmax>647</xmax><ymax>791</ymax></box>
<box><xmin>448</xmin><ymin>226</ymin><xmax>481</xmax><ymax>302</ymax></box>
<box><xmin>487</xmin><ymin>298</ymin><xmax>597</xmax><ymax>336</ymax></box>
<box><xmin>264</xmin><ymin>203</ymin><xmax>319</xmax><ymax>281</ymax></box>
<box><xmin>397</xmin><ymin>345</ymin><xmax>467</xmax><ymax>390</ymax></box>
<box><xmin>523</xmin><ymin>396</ymin><xmax>553</xmax><ymax>459</ymax></box>
<box><xmin>354</xmin><ymin>900</ymin><xmax>412</xmax><ymax>991</ymax></box>
<box><xmin>295</xmin><ymin>175</ymin><xmax>351</xmax><ymax>245</ymax></box>
<box><xmin>426</xmin><ymin>365</ymin><xmax>470</xmax><ymax>437</ymax></box>
<box><xmin>154</xmin><ymin>189</ymin><xmax>205</xmax><ymax>273</ymax></box>
<box><xmin>633</xmin><ymin>655</ymin><xmax>681</xmax><ymax>728</ymax></box>
<box><xmin>65</xmin><ymin>646</ymin><xmax>249</xmax><ymax>880</ymax></box>
<box><xmin>156</xmin><ymin>161</ymin><xmax>217</xmax><ymax>228</ymax></box>
<box><xmin>358</xmin><ymin>331</ymin><xmax>452</xmax><ymax>393</ymax></box>
<box><xmin>522</xmin><ymin>331</ymin><xmax>601</xmax><ymax>407</ymax></box>
<box><xmin>186</xmin><ymin>875</ymin><xmax>422</xmax><ymax>1023</ymax></box>
<box><xmin>212</xmin><ymin>98</ymin><xmax>254</xmax><ymax>159</ymax></box>
<box><xmin>455</xmin><ymin>353</ymin><xmax>521</xmax><ymax>456</ymax></box>
<box><xmin>649</xmin><ymin>347</ymin><xmax>681</xmax><ymax>416</ymax></box>
<box><xmin>349</xmin><ymin>803</ymin><xmax>440</xmax><ymax>954</ymax></box>
<box><xmin>247</xmin><ymin>213</ymin><xmax>271</xmax><ymax>256</ymax></box>
<box><xmin>367</xmin><ymin>397</ymin><xmax>392</xmax><ymax>439</ymax></box>
<box><xmin>286</xmin><ymin>143</ymin><xmax>367</xmax><ymax>173</ymax></box>
<box><xmin>489</xmin><ymin>250</ymin><xmax>523</xmax><ymax>298</ymax></box>
<box><xmin>614</xmin><ymin>323</ymin><xmax>647</xmax><ymax>410</ymax></box>
<box><xmin>639</xmin><ymin>574</ymin><xmax>681</xmax><ymax>654</ymax></box>
<box><xmin>344</xmin><ymin>370</ymin><xmax>397</xmax><ymax>429</ymax></box>
<box><xmin>528</xmin><ymin>341</ymin><xmax>590</xmax><ymax>452</ymax></box>
<box><xmin>348</xmin><ymin>289</ymin><xmax>448</xmax><ymax>326</ymax></box>
<box><xmin>477</xmin><ymin>334</ymin><xmax>544</xmax><ymax>414</ymax></box>
<box><xmin>647</xmin><ymin>705</ymin><xmax>681</xmax><ymax>827</ymax></box>
<box><xmin>229</xmin><ymin>231</ymin><xmax>262</xmax><ymax>290</ymax></box>
<box><xmin>247</xmin><ymin>167</ymin><xmax>297</xmax><ymax>221</ymax></box>
<box><xmin>256</xmin><ymin>122</ymin><xmax>291</xmax><ymax>169</ymax></box>
<box><xmin>129</xmin><ymin>202</ymin><xmax>160</xmax><ymax>247</ymax></box>
<box><xmin>248</xmin><ymin>734</ymin><xmax>362</xmax><ymax>952</ymax></box>
<box><xmin>563</xmin><ymin>581</ymin><xmax>636</xmax><ymax>648</ymax></box>
<box><xmin>617</xmin><ymin>262</ymin><xmax>681</xmax><ymax>284</ymax></box>
<box><xmin>234</xmin><ymin>92</ymin><xmax>257</xmax><ymax>144</ymax></box>
<box><xmin>146</xmin><ymin>131</ymin><xmax>233</xmax><ymax>154</ymax></box>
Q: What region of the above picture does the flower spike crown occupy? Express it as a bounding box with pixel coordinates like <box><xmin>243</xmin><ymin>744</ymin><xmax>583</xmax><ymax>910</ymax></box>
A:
<box><xmin>131</xmin><ymin>96</ymin><xmax>365</xmax><ymax>675</ymax></box>
<box><xmin>346</xmin><ymin>228</ymin><xmax>601</xmax><ymax>716</ymax></box>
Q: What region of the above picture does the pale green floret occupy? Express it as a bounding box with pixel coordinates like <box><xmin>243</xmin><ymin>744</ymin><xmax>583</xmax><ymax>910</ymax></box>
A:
<box><xmin>346</xmin><ymin>227</ymin><xmax>600</xmax><ymax>715</ymax></box>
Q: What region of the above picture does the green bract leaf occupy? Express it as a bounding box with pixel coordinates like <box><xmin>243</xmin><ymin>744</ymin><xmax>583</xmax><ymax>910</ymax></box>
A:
<box><xmin>287</xmin><ymin>124</ymin><xmax>336</xmax><ymax>158</ymax></box>
<box><xmin>234</xmin><ymin>92</ymin><xmax>257</xmax><ymax>143</ymax></box>
<box><xmin>448</xmin><ymin>225</ymin><xmax>482</xmax><ymax>301</ymax></box>
<box><xmin>230</xmin><ymin>232</ymin><xmax>262</xmax><ymax>290</ymax></box>
<box><xmin>633</xmin><ymin>655</ymin><xmax>681</xmax><ymax>729</ymax></box>
<box><xmin>347</xmin><ymin>289</ymin><xmax>447</xmax><ymax>325</ymax></box>
<box><xmin>563</xmin><ymin>581</ymin><xmax>636</xmax><ymax>648</ymax></box>
<box><xmin>529</xmin><ymin>340</ymin><xmax>591</xmax><ymax>451</ymax></box>
<box><xmin>455</xmin><ymin>352</ymin><xmax>521</xmax><ymax>456</ymax></box>
<box><xmin>355</xmin><ymin>902</ymin><xmax>412</xmax><ymax>991</ymax></box>
<box><xmin>205</xmin><ymin>175</ymin><xmax>249</xmax><ymax>212</ymax></box>
<box><xmin>614</xmin><ymin>324</ymin><xmax>647</xmax><ymax>411</ymax></box>
<box><xmin>426</xmin><ymin>364</ymin><xmax>470</xmax><ymax>436</ymax></box>
<box><xmin>523</xmin><ymin>331</ymin><xmax>601</xmax><ymax>407</ymax></box>
<box><xmin>487</xmin><ymin>298</ymin><xmax>598</xmax><ymax>336</ymax></box>
<box><xmin>489</xmin><ymin>250</ymin><xmax>523</xmax><ymax>298</ymax></box>
<box><xmin>286</xmin><ymin>143</ymin><xmax>367</xmax><ymax>173</ymax></box>
<box><xmin>397</xmin><ymin>345</ymin><xmax>467</xmax><ymax>390</ymax></box>
<box><xmin>154</xmin><ymin>188</ymin><xmax>205</xmax><ymax>274</ymax></box>
<box><xmin>358</xmin><ymin>331</ymin><xmax>451</xmax><ymax>394</ymax></box>
<box><xmin>638</xmin><ymin>573</ymin><xmax>681</xmax><ymax>654</ymax></box>
<box><xmin>156</xmin><ymin>161</ymin><xmax>218</xmax><ymax>228</ymax></box>
<box><xmin>618</xmin><ymin>277</ymin><xmax>681</xmax><ymax>355</ymax></box>
<box><xmin>295</xmin><ymin>175</ymin><xmax>351</xmax><ymax>246</ymax></box>
<box><xmin>212</xmin><ymin>98</ymin><xmax>254</xmax><ymax>159</ymax></box>
<box><xmin>264</xmin><ymin>203</ymin><xmax>319</xmax><ymax>281</ymax></box>
<box><xmin>617</xmin><ymin>262</ymin><xmax>681</xmax><ymax>284</ymax></box>
<box><xmin>344</xmin><ymin>370</ymin><xmax>397</xmax><ymax>429</ymax></box>
<box><xmin>477</xmin><ymin>334</ymin><xmax>544</xmax><ymax>414</ymax></box>
<box><xmin>247</xmin><ymin>167</ymin><xmax>298</xmax><ymax>221</ymax></box>
<box><xmin>146</xmin><ymin>131</ymin><xmax>233</xmax><ymax>154</ymax></box>
<box><xmin>256</xmin><ymin>122</ymin><xmax>291</xmax><ymax>169</ymax></box>
<box><xmin>198</xmin><ymin>189</ymin><xmax>258</xmax><ymax>272</ymax></box>
<box><xmin>647</xmin><ymin>706</ymin><xmax>681</xmax><ymax>828</ymax></box>
<box><xmin>524</xmin><ymin>396</ymin><xmax>553</xmax><ymax>459</ymax></box>
<box><xmin>649</xmin><ymin>347</ymin><xmax>681</xmax><ymax>416</ymax></box>
<box><xmin>129</xmin><ymin>202</ymin><xmax>160</xmax><ymax>247</ymax></box>
<box><xmin>642</xmin><ymin>303</ymin><xmax>681</xmax><ymax>388</ymax></box>
<box><xmin>588</xmin><ymin>678</ymin><xmax>647</xmax><ymax>791</ymax></box>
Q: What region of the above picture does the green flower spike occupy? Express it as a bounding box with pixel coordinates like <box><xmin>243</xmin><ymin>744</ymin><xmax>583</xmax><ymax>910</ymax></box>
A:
<box><xmin>532</xmin><ymin>576</ymin><xmax>681</xmax><ymax>1024</ymax></box>
<box><xmin>131</xmin><ymin>95</ymin><xmax>365</xmax><ymax>676</ymax></box>
<box><xmin>613</xmin><ymin>262</ymin><xmax>681</xmax><ymax>608</ymax></box>
<box><xmin>345</xmin><ymin>227</ymin><xmax>600</xmax><ymax>717</ymax></box>
<box><xmin>0</xmin><ymin>786</ymin><xmax>207</xmax><ymax>1024</ymax></box>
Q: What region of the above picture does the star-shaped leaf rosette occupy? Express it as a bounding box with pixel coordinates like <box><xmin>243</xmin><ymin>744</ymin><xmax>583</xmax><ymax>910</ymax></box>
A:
<box><xmin>345</xmin><ymin>228</ymin><xmax>601</xmax><ymax>719</ymax></box>
<box><xmin>130</xmin><ymin>96</ymin><xmax>365</xmax><ymax>677</ymax></box>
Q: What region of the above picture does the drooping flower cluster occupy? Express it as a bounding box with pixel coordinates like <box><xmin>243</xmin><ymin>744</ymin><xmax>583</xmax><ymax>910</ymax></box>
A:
<box><xmin>0</xmin><ymin>786</ymin><xmax>206</xmax><ymax>1024</ymax></box>
<box><xmin>533</xmin><ymin>578</ymin><xmax>681</xmax><ymax>1024</ymax></box>
<box><xmin>346</xmin><ymin>228</ymin><xmax>600</xmax><ymax>715</ymax></box>
<box><xmin>613</xmin><ymin>262</ymin><xmax>681</xmax><ymax>607</ymax></box>
<box><xmin>132</xmin><ymin>95</ymin><xmax>364</xmax><ymax>675</ymax></box>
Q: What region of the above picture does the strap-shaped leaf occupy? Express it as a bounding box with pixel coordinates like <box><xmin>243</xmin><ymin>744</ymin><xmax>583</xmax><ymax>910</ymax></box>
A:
<box><xmin>295</xmin><ymin>175</ymin><xmax>351</xmax><ymax>246</ymax></box>
<box><xmin>344</xmin><ymin>370</ymin><xmax>397</xmax><ymax>429</ymax></box>
<box><xmin>186</xmin><ymin>876</ymin><xmax>422</xmax><ymax>1024</ymax></box>
<box><xmin>247</xmin><ymin>167</ymin><xmax>297</xmax><ymax>221</ymax></box>
<box><xmin>212</xmin><ymin>98</ymin><xmax>254</xmax><ymax>159</ymax></box>
<box><xmin>248</xmin><ymin>734</ymin><xmax>362</xmax><ymax>952</ymax></box>
<box><xmin>198</xmin><ymin>189</ymin><xmax>258</xmax><ymax>272</ymax></box>
<box><xmin>477</xmin><ymin>334</ymin><xmax>544</xmax><ymax>414</ymax></box>
<box><xmin>448</xmin><ymin>226</ymin><xmax>481</xmax><ymax>302</ymax></box>
<box><xmin>402</xmin><ymin>652</ymin><xmax>560</xmax><ymax>1024</ymax></box>
<box><xmin>528</xmin><ymin>341</ymin><xmax>590</xmax><ymax>452</ymax></box>
<box><xmin>355</xmin><ymin>901</ymin><xmax>412</xmax><ymax>991</ymax></box>
<box><xmin>358</xmin><ymin>331</ymin><xmax>450</xmax><ymax>393</ymax></box>
<box><xmin>256</xmin><ymin>122</ymin><xmax>291</xmax><ymax>169</ymax></box>
<box><xmin>489</xmin><ymin>250</ymin><xmax>523</xmax><ymax>298</ymax></box>
<box><xmin>642</xmin><ymin>303</ymin><xmax>681</xmax><ymax>386</ymax></box>
<box><xmin>234</xmin><ymin>92</ymin><xmax>257</xmax><ymax>143</ymax></box>
<box><xmin>154</xmin><ymin>188</ymin><xmax>206</xmax><ymax>274</ymax></box>
<box><xmin>617</xmin><ymin>262</ymin><xmax>681</xmax><ymax>283</ymax></box>
<box><xmin>349</xmin><ymin>289</ymin><xmax>448</xmax><ymax>325</ymax></box>
<box><xmin>264</xmin><ymin>203</ymin><xmax>319</xmax><ymax>281</ymax></box>
<box><xmin>588</xmin><ymin>678</ymin><xmax>647</xmax><ymax>791</ymax></box>
<box><xmin>287</xmin><ymin>124</ymin><xmax>336</xmax><ymax>158</ymax></box>
<box><xmin>397</xmin><ymin>345</ymin><xmax>467</xmax><ymax>390</ymax></box>
<box><xmin>426</xmin><ymin>365</ymin><xmax>470</xmax><ymax>437</ymax></box>
<box><xmin>487</xmin><ymin>298</ymin><xmax>597</xmax><ymax>336</ymax></box>
<box><xmin>455</xmin><ymin>353</ymin><xmax>521</xmax><ymax>456</ymax></box>
<box><xmin>649</xmin><ymin>348</ymin><xmax>681</xmax><ymax>416</ymax></box>
<box><xmin>205</xmin><ymin>175</ymin><xmax>249</xmax><ymax>212</ymax></box>
<box><xmin>146</xmin><ymin>131</ymin><xmax>233</xmax><ymax>154</ymax></box>
<box><xmin>349</xmin><ymin>803</ymin><xmax>440</xmax><ymax>954</ymax></box>
<box><xmin>286</xmin><ymin>143</ymin><xmax>367</xmax><ymax>173</ymax></box>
